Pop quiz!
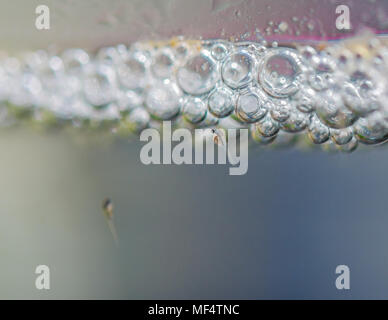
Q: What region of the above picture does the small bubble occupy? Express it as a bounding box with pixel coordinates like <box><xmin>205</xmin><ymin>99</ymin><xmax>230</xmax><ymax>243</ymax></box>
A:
<box><xmin>115</xmin><ymin>90</ymin><xmax>143</xmax><ymax>112</ymax></box>
<box><xmin>342</xmin><ymin>82</ymin><xmax>370</xmax><ymax>116</ymax></box>
<box><xmin>280</xmin><ymin>108</ymin><xmax>309</xmax><ymax>133</ymax></box>
<box><xmin>211</xmin><ymin>42</ymin><xmax>228</xmax><ymax>61</ymax></box>
<box><xmin>62</xmin><ymin>49</ymin><xmax>90</xmax><ymax>74</ymax></box>
<box><xmin>236</xmin><ymin>89</ymin><xmax>267</xmax><ymax>123</ymax></box>
<box><xmin>117</xmin><ymin>51</ymin><xmax>148</xmax><ymax>90</ymax></box>
<box><xmin>307</xmin><ymin>21</ymin><xmax>315</xmax><ymax>31</ymax></box>
<box><xmin>251</xmin><ymin>127</ymin><xmax>277</xmax><ymax>144</ymax></box>
<box><xmin>83</xmin><ymin>64</ymin><xmax>117</xmax><ymax>108</ymax></box>
<box><xmin>145</xmin><ymin>82</ymin><xmax>181</xmax><ymax>120</ymax></box>
<box><xmin>315</xmin><ymin>90</ymin><xmax>357</xmax><ymax>129</ymax></box>
<box><xmin>175</xmin><ymin>42</ymin><xmax>189</xmax><ymax>58</ymax></box>
<box><xmin>258</xmin><ymin>48</ymin><xmax>303</xmax><ymax>98</ymax></box>
<box><xmin>293</xmin><ymin>87</ymin><xmax>317</xmax><ymax>113</ymax></box>
<box><xmin>270</xmin><ymin>99</ymin><xmax>291</xmax><ymax>122</ymax></box>
<box><xmin>336</xmin><ymin>136</ymin><xmax>358</xmax><ymax>153</ymax></box>
<box><xmin>177</xmin><ymin>53</ymin><xmax>218</xmax><ymax>95</ymax></box>
<box><xmin>208</xmin><ymin>86</ymin><xmax>235</xmax><ymax>118</ymax></box>
<box><xmin>151</xmin><ymin>49</ymin><xmax>175</xmax><ymax>79</ymax></box>
<box><xmin>308</xmin><ymin>114</ymin><xmax>330</xmax><ymax>144</ymax></box>
<box><xmin>299</xmin><ymin>46</ymin><xmax>317</xmax><ymax>61</ymax></box>
<box><xmin>253</xmin><ymin>114</ymin><xmax>279</xmax><ymax>137</ymax></box>
<box><xmin>330</xmin><ymin>127</ymin><xmax>353</xmax><ymax>145</ymax></box>
<box><xmin>221</xmin><ymin>50</ymin><xmax>255</xmax><ymax>89</ymax></box>
<box><xmin>127</xmin><ymin>107</ymin><xmax>150</xmax><ymax>132</ymax></box>
<box><xmin>278</xmin><ymin>21</ymin><xmax>288</xmax><ymax>33</ymax></box>
<box><xmin>182</xmin><ymin>96</ymin><xmax>207</xmax><ymax>124</ymax></box>
<box><xmin>96</xmin><ymin>47</ymin><xmax>122</xmax><ymax>65</ymax></box>
<box><xmin>354</xmin><ymin>111</ymin><xmax>388</xmax><ymax>144</ymax></box>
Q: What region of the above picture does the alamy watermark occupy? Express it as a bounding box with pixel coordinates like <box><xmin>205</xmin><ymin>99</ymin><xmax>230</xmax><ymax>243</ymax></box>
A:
<box><xmin>35</xmin><ymin>5</ymin><xmax>50</xmax><ymax>30</ymax></box>
<box><xmin>139</xmin><ymin>122</ymin><xmax>249</xmax><ymax>176</ymax></box>
<box><xmin>335</xmin><ymin>264</ymin><xmax>350</xmax><ymax>290</ymax></box>
<box><xmin>35</xmin><ymin>265</ymin><xmax>50</xmax><ymax>290</ymax></box>
<box><xmin>336</xmin><ymin>5</ymin><xmax>351</xmax><ymax>30</ymax></box>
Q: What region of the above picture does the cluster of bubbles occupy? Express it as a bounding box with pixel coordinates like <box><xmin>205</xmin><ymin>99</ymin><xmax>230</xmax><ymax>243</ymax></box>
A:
<box><xmin>0</xmin><ymin>35</ymin><xmax>387</xmax><ymax>152</ymax></box>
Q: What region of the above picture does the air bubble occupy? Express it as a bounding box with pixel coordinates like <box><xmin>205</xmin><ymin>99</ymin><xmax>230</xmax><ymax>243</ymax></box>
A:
<box><xmin>97</xmin><ymin>47</ymin><xmax>123</xmax><ymax>65</ymax></box>
<box><xmin>21</xmin><ymin>73</ymin><xmax>42</xmax><ymax>97</ymax></box>
<box><xmin>182</xmin><ymin>96</ymin><xmax>207</xmax><ymax>124</ymax></box>
<box><xmin>278</xmin><ymin>21</ymin><xmax>288</xmax><ymax>33</ymax></box>
<box><xmin>348</xmin><ymin>68</ymin><xmax>383</xmax><ymax>114</ymax></box>
<box><xmin>175</xmin><ymin>42</ymin><xmax>189</xmax><ymax>59</ymax></box>
<box><xmin>236</xmin><ymin>89</ymin><xmax>267</xmax><ymax>123</ymax></box>
<box><xmin>293</xmin><ymin>86</ymin><xmax>317</xmax><ymax>113</ymax></box>
<box><xmin>308</xmin><ymin>114</ymin><xmax>330</xmax><ymax>144</ymax></box>
<box><xmin>299</xmin><ymin>46</ymin><xmax>317</xmax><ymax>61</ymax></box>
<box><xmin>83</xmin><ymin>64</ymin><xmax>117</xmax><ymax>108</ymax></box>
<box><xmin>198</xmin><ymin>112</ymin><xmax>219</xmax><ymax>127</ymax></box>
<box><xmin>211</xmin><ymin>42</ymin><xmax>229</xmax><ymax>61</ymax></box>
<box><xmin>270</xmin><ymin>99</ymin><xmax>291</xmax><ymax>122</ymax></box>
<box><xmin>315</xmin><ymin>90</ymin><xmax>357</xmax><ymax>128</ymax></box>
<box><xmin>308</xmin><ymin>72</ymin><xmax>335</xmax><ymax>91</ymax></box>
<box><xmin>62</xmin><ymin>49</ymin><xmax>90</xmax><ymax>74</ymax></box>
<box><xmin>330</xmin><ymin>127</ymin><xmax>353</xmax><ymax>145</ymax></box>
<box><xmin>221</xmin><ymin>50</ymin><xmax>255</xmax><ymax>89</ymax></box>
<box><xmin>280</xmin><ymin>108</ymin><xmax>309</xmax><ymax>133</ymax></box>
<box><xmin>253</xmin><ymin>114</ymin><xmax>279</xmax><ymax>137</ymax></box>
<box><xmin>335</xmin><ymin>49</ymin><xmax>354</xmax><ymax>69</ymax></box>
<box><xmin>251</xmin><ymin>127</ymin><xmax>277</xmax><ymax>144</ymax></box>
<box><xmin>116</xmin><ymin>90</ymin><xmax>143</xmax><ymax>113</ymax></box>
<box><xmin>336</xmin><ymin>136</ymin><xmax>358</xmax><ymax>153</ymax></box>
<box><xmin>177</xmin><ymin>53</ymin><xmax>218</xmax><ymax>95</ymax></box>
<box><xmin>145</xmin><ymin>82</ymin><xmax>181</xmax><ymax>120</ymax></box>
<box><xmin>354</xmin><ymin>112</ymin><xmax>388</xmax><ymax>144</ymax></box>
<box><xmin>207</xmin><ymin>86</ymin><xmax>235</xmax><ymax>118</ymax></box>
<box><xmin>127</xmin><ymin>107</ymin><xmax>150</xmax><ymax>132</ymax></box>
<box><xmin>308</xmin><ymin>54</ymin><xmax>336</xmax><ymax>91</ymax></box>
<box><xmin>342</xmin><ymin>82</ymin><xmax>369</xmax><ymax>115</ymax></box>
<box><xmin>117</xmin><ymin>51</ymin><xmax>148</xmax><ymax>90</ymax></box>
<box><xmin>311</xmin><ymin>54</ymin><xmax>336</xmax><ymax>73</ymax></box>
<box><xmin>258</xmin><ymin>48</ymin><xmax>303</xmax><ymax>98</ymax></box>
<box><xmin>67</xmin><ymin>98</ymin><xmax>93</xmax><ymax>120</ymax></box>
<box><xmin>151</xmin><ymin>49</ymin><xmax>175</xmax><ymax>79</ymax></box>
<box><xmin>3</xmin><ymin>36</ymin><xmax>388</xmax><ymax>152</ymax></box>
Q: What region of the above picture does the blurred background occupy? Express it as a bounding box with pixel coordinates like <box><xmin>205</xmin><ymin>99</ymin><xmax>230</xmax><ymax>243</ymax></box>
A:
<box><xmin>1</xmin><ymin>0</ymin><xmax>387</xmax><ymax>53</ymax></box>
<box><xmin>0</xmin><ymin>0</ymin><xmax>388</xmax><ymax>299</ymax></box>
<box><xmin>1</xmin><ymin>129</ymin><xmax>388</xmax><ymax>299</ymax></box>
